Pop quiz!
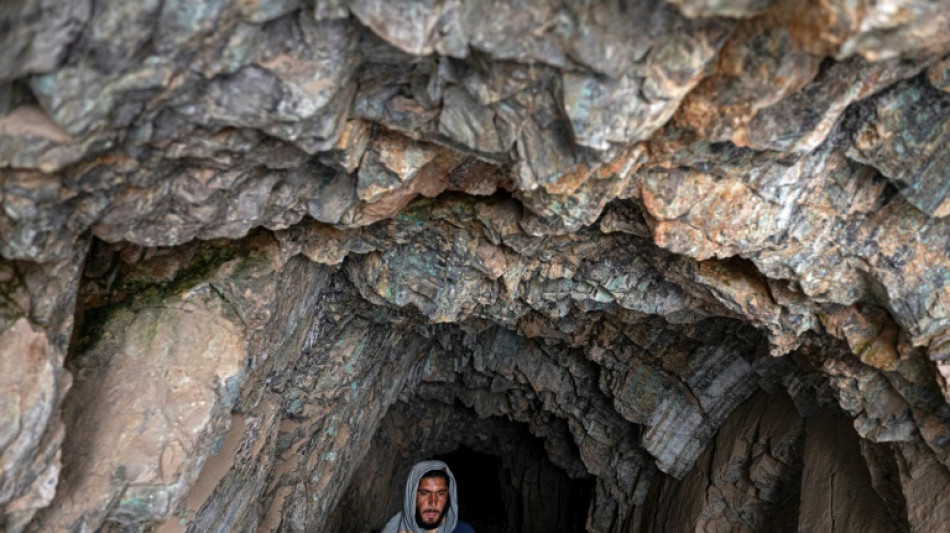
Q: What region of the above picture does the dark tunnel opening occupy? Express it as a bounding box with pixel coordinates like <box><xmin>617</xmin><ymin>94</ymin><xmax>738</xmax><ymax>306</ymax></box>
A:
<box><xmin>434</xmin><ymin>446</ymin><xmax>511</xmax><ymax>533</ymax></box>
<box><xmin>434</xmin><ymin>444</ymin><xmax>593</xmax><ymax>533</ymax></box>
<box><xmin>329</xmin><ymin>398</ymin><xmax>596</xmax><ymax>533</ymax></box>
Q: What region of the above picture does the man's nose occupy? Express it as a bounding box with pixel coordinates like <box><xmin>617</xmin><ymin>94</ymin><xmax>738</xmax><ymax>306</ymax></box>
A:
<box><xmin>426</xmin><ymin>493</ymin><xmax>438</xmax><ymax>505</ymax></box>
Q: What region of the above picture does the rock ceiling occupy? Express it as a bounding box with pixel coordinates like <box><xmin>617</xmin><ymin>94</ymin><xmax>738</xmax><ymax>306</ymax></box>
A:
<box><xmin>2</xmin><ymin>0</ymin><xmax>950</xmax><ymax>532</ymax></box>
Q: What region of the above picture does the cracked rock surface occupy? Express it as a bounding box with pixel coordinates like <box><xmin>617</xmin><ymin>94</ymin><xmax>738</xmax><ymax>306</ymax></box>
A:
<box><xmin>3</xmin><ymin>0</ymin><xmax>950</xmax><ymax>531</ymax></box>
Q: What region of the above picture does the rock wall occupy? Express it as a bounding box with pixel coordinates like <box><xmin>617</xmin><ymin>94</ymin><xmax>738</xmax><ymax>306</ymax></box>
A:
<box><xmin>636</xmin><ymin>390</ymin><xmax>806</xmax><ymax>533</ymax></box>
<box><xmin>3</xmin><ymin>0</ymin><xmax>950</xmax><ymax>531</ymax></box>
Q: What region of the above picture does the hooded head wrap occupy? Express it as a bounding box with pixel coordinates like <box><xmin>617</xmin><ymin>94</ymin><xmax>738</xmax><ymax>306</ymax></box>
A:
<box><xmin>381</xmin><ymin>460</ymin><xmax>459</xmax><ymax>533</ymax></box>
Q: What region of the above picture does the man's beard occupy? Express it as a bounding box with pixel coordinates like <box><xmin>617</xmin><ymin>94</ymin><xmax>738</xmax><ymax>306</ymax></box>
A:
<box><xmin>415</xmin><ymin>506</ymin><xmax>447</xmax><ymax>529</ymax></box>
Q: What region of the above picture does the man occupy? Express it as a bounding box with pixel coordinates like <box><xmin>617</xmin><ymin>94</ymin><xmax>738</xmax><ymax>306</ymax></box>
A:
<box><xmin>381</xmin><ymin>460</ymin><xmax>475</xmax><ymax>533</ymax></box>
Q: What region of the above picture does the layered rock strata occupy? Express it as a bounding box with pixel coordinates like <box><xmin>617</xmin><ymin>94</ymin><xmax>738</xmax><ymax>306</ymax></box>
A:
<box><xmin>3</xmin><ymin>0</ymin><xmax>950</xmax><ymax>531</ymax></box>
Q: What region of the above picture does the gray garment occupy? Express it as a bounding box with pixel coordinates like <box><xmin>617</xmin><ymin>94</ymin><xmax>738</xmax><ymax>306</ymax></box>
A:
<box><xmin>381</xmin><ymin>460</ymin><xmax>460</xmax><ymax>533</ymax></box>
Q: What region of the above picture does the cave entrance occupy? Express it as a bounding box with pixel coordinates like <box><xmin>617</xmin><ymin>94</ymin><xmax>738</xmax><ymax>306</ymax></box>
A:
<box><xmin>435</xmin><ymin>446</ymin><xmax>508</xmax><ymax>532</ymax></box>
<box><xmin>435</xmin><ymin>444</ymin><xmax>593</xmax><ymax>533</ymax></box>
<box><xmin>327</xmin><ymin>400</ymin><xmax>595</xmax><ymax>533</ymax></box>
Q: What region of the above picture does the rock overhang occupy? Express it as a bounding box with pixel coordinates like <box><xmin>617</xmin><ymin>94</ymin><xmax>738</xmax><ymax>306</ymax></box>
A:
<box><xmin>2</xmin><ymin>0</ymin><xmax>950</xmax><ymax>531</ymax></box>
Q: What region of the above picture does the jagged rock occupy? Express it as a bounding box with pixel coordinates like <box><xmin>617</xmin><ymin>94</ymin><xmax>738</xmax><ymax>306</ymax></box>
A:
<box><xmin>771</xmin><ymin>0</ymin><xmax>950</xmax><ymax>60</ymax></box>
<box><xmin>666</xmin><ymin>0</ymin><xmax>774</xmax><ymax>19</ymax></box>
<box><xmin>561</xmin><ymin>2</ymin><xmax>731</xmax><ymax>150</ymax></box>
<box><xmin>844</xmin><ymin>75</ymin><xmax>950</xmax><ymax>218</ymax></box>
<box><xmin>0</xmin><ymin>319</ymin><xmax>67</xmax><ymax>533</ymax></box>
<box><xmin>676</xmin><ymin>13</ymin><xmax>823</xmax><ymax>144</ymax></box>
<box><xmin>0</xmin><ymin>1</ymin><xmax>90</xmax><ymax>83</ymax></box>
<box><xmin>2</xmin><ymin>1</ymin><xmax>950</xmax><ymax>532</ymax></box>
<box><xmin>0</xmin><ymin>248</ymin><xmax>85</xmax><ymax>532</ymax></box>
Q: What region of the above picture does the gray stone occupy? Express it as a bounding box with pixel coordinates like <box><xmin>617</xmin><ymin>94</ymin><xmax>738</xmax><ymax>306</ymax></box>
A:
<box><xmin>1</xmin><ymin>2</ymin><xmax>950</xmax><ymax>532</ymax></box>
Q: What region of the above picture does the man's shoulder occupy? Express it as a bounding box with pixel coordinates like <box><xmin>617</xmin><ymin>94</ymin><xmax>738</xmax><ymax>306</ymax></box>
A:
<box><xmin>452</xmin><ymin>520</ymin><xmax>475</xmax><ymax>533</ymax></box>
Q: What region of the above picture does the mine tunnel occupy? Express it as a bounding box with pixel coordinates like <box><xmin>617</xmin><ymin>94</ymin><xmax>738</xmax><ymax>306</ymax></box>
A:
<box><xmin>4</xmin><ymin>1</ymin><xmax>950</xmax><ymax>532</ymax></box>
<box><xmin>329</xmin><ymin>399</ymin><xmax>595</xmax><ymax>533</ymax></box>
<box><xmin>433</xmin><ymin>447</ymin><xmax>511</xmax><ymax>533</ymax></box>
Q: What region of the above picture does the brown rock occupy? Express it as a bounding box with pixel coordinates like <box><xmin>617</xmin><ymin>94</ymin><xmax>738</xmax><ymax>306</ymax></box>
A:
<box><xmin>32</xmin><ymin>297</ymin><xmax>246</xmax><ymax>531</ymax></box>
<box><xmin>798</xmin><ymin>408</ymin><xmax>898</xmax><ymax>532</ymax></box>
<box><xmin>892</xmin><ymin>440</ymin><xmax>950</xmax><ymax>532</ymax></box>
<box><xmin>0</xmin><ymin>319</ymin><xmax>67</xmax><ymax>533</ymax></box>
<box><xmin>676</xmin><ymin>15</ymin><xmax>822</xmax><ymax>143</ymax></box>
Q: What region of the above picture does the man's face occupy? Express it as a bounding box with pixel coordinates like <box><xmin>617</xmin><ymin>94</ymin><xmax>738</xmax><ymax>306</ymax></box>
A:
<box><xmin>415</xmin><ymin>476</ymin><xmax>449</xmax><ymax>529</ymax></box>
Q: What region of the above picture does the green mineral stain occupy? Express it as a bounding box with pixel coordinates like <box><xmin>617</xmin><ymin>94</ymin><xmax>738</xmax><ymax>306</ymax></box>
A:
<box><xmin>593</xmin><ymin>287</ymin><xmax>613</xmax><ymax>303</ymax></box>
<box><xmin>71</xmin><ymin>304</ymin><xmax>118</xmax><ymax>356</ymax></box>
<box><xmin>853</xmin><ymin>340</ymin><xmax>871</xmax><ymax>356</ymax></box>
<box><xmin>119</xmin><ymin>495</ymin><xmax>149</xmax><ymax>508</ymax></box>
<box><xmin>605</xmin><ymin>276</ymin><xmax>629</xmax><ymax>291</ymax></box>
<box><xmin>72</xmin><ymin>237</ymin><xmax>248</xmax><ymax>355</ymax></box>
<box><xmin>382</xmin><ymin>282</ymin><xmax>395</xmax><ymax>301</ymax></box>
<box><xmin>30</xmin><ymin>73</ymin><xmax>59</xmax><ymax>100</ymax></box>
<box><xmin>288</xmin><ymin>398</ymin><xmax>304</xmax><ymax>414</ymax></box>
